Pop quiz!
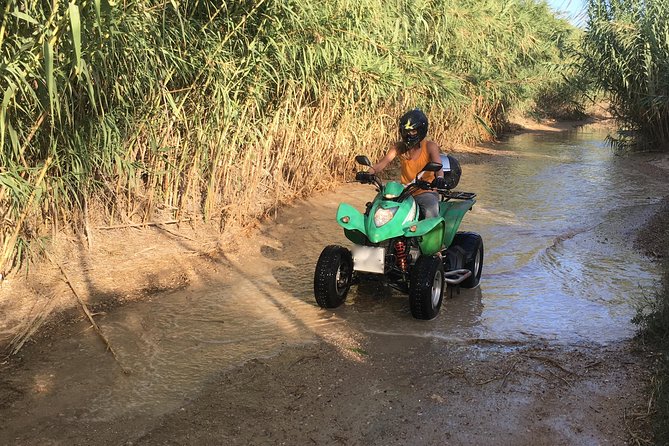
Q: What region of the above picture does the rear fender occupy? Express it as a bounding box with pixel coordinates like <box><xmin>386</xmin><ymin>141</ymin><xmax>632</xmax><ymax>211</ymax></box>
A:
<box><xmin>440</xmin><ymin>199</ymin><xmax>475</xmax><ymax>248</ymax></box>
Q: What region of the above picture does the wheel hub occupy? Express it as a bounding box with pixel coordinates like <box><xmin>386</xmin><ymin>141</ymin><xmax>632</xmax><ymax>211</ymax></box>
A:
<box><xmin>431</xmin><ymin>270</ymin><xmax>443</xmax><ymax>307</ymax></box>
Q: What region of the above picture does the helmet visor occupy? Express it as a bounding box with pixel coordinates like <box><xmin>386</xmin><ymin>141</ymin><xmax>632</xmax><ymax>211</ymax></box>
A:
<box><xmin>401</xmin><ymin>128</ymin><xmax>420</xmax><ymax>146</ymax></box>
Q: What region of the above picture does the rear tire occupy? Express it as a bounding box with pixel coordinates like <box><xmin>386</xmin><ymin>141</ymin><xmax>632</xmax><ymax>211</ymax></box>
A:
<box><xmin>409</xmin><ymin>255</ymin><xmax>444</xmax><ymax>320</ymax></box>
<box><xmin>453</xmin><ymin>232</ymin><xmax>484</xmax><ymax>288</ymax></box>
<box><xmin>314</xmin><ymin>245</ymin><xmax>353</xmax><ymax>308</ymax></box>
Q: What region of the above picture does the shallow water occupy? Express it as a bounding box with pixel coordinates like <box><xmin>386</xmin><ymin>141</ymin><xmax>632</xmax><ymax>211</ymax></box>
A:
<box><xmin>6</xmin><ymin>125</ymin><xmax>667</xmax><ymax>426</ymax></box>
<box><xmin>459</xmin><ymin>127</ymin><xmax>667</xmax><ymax>343</ymax></box>
<box><xmin>270</xmin><ymin>126</ymin><xmax>668</xmax><ymax>345</ymax></box>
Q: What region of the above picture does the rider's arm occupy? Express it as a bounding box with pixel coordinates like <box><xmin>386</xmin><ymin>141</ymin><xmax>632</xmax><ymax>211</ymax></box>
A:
<box><xmin>426</xmin><ymin>141</ymin><xmax>444</xmax><ymax>178</ymax></box>
<box><xmin>369</xmin><ymin>144</ymin><xmax>399</xmax><ymax>175</ymax></box>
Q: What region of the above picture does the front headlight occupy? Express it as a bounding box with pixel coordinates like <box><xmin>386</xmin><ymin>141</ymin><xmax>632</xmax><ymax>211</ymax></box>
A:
<box><xmin>374</xmin><ymin>206</ymin><xmax>398</xmax><ymax>227</ymax></box>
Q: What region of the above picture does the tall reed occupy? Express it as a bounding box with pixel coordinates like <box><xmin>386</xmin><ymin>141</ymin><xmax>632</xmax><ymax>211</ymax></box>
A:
<box><xmin>0</xmin><ymin>0</ymin><xmax>577</xmax><ymax>276</ymax></box>
<box><xmin>582</xmin><ymin>0</ymin><xmax>669</xmax><ymax>150</ymax></box>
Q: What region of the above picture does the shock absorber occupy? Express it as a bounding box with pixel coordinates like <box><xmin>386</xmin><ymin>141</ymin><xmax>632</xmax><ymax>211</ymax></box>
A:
<box><xmin>394</xmin><ymin>240</ymin><xmax>408</xmax><ymax>272</ymax></box>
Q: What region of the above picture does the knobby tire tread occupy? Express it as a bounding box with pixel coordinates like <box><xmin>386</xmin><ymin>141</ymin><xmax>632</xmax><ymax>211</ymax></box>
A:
<box><xmin>409</xmin><ymin>255</ymin><xmax>443</xmax><ymax>320</ymax></box>
<box><xmin>314</xmin><ymin>245</ymin><xmax>351</xmax><ymax>308</ymax></box>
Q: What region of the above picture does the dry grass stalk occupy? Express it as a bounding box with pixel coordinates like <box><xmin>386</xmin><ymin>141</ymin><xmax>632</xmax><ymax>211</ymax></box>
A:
<box><xmin>95</xmin><ymin>219</ymin><xmax>192</xmax><ymax>230</ymax></box>
<box><xmin>0</xmin><ymin>157</ymin><xmax>52</xmax><ymax>277</ymax></box>
<box><xmin>45</xmin><ymin>251</ymin><xmax>131</xmax><ymax>375</ymax></box>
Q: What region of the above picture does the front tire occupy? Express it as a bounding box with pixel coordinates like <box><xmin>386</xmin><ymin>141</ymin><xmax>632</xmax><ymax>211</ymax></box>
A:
<box><xmin>409</xmin><ymin>255</ymin><xmax>444</xmax><ymax>320</ymax></box>
<box><xmin>314</xmin><ymin>245</ymin><xmax>353</xmax><ymax>308</ymax></box>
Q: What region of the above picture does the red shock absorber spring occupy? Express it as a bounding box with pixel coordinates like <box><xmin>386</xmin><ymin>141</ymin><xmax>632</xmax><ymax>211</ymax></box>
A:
<box><xmin>394</xmin><ymin>240</ymin><xmax>408</xmax><ymax>272</ymax></box>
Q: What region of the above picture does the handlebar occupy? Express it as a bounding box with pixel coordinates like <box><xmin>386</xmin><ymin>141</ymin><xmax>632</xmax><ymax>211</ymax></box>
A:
<box><xmin>354</xmin><ymin>172</ymin><xmax>475</xmax><ymax>200</ymax></box>
<box><xmin>355</xmin><ymin>171</ymin><xmax>374</xmax><ymax>183</ymax></box>
<box><xmin>355</xmin><ymin>171</ymin><xmax>383</xmax><ymax>189</ymax></box>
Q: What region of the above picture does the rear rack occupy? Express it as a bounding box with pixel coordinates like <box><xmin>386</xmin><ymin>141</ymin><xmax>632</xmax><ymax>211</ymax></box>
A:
<box><xmin>440</xmin><ymin>191</ymin><xmax>477</xmax><ymax>200</ymax></box>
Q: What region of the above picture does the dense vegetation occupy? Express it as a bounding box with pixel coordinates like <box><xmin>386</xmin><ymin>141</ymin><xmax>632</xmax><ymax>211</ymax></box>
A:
<box><xmin>0</xmin><ymin>0</ymin><xmax>577</xmax><ymax>276</ymax></box>
<box><xmin>582</xmin><ymin>0</ymin><xmax>669</xmax><ymax>151</ymax></box>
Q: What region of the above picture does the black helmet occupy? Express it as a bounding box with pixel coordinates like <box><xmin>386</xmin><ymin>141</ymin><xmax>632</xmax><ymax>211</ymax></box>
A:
<box><xmin>439</xmin><ymin>154</ymin><xmax>461</xmax><ymax>189</ymax></box>
<box><xmin>399</xmin><ymin>108</ymin><xmax>428</xmax><ymax>147</ymax></box>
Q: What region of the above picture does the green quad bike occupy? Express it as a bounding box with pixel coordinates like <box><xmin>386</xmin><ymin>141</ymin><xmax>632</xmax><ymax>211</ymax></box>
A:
<box><xmin>314</xmin><ymin>154</ymin><xmax>483</xmax><ymax>320</ymax></box>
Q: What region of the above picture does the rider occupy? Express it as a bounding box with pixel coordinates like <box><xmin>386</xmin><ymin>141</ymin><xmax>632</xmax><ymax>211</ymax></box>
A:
<box><xmin>366</xmin><ymin>108</ymin><xmax>446</xmax><ymax>218</ymax></box>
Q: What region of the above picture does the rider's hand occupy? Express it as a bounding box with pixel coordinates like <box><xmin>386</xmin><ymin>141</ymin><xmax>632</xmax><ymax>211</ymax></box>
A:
<box><xmin>355</xmin><ymin>171</ymin><xmax>374</xmax><ymax>183</ymax></box>
<box><xmin>431</xmin><ymin>176</ymin><xmax>446</xmax><ymax>189</ymax></box>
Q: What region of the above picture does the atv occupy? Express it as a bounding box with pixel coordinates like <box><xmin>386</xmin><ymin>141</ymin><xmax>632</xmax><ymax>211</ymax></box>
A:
<box><xmin>313</xmin><ymin>154</ymin><xmax>483</xmax><ymax>320</ymax></box>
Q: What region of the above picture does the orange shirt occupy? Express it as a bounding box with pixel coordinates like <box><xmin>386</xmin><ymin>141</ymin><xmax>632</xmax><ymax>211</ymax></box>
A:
<box><xmin>400</xmin><ymin>139</ymin><xmax>436</xmax><ymax>195</ymax></box>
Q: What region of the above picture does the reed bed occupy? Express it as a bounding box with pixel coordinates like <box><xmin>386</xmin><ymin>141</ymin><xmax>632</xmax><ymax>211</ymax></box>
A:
<box><xmin>0</xmin><ymin>0</ymin><xmax>576</xmax><ymax>276</ymax></box>
<box><xmin>582</xmin><ymin>0</ymin><xmax>669</xmax><ymax>151</ymax></box>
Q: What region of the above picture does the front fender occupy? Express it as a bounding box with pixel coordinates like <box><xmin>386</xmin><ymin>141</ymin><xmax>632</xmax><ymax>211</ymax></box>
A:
<box><xmin>336</xmin><ymin>203</ymin><xmax>366</xmax><ymax>234</ymax></box>
<box><xmin>404</xmin><ymin>216</ymin><xmax>442</xmax><ymax>237</ymax></box>
<box><xmin>404</xmin><ymin>217</ymin><xmax>444</xmax><ymax>255</ymax></box>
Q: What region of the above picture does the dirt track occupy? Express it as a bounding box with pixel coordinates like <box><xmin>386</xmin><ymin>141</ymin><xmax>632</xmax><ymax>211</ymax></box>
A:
<box><xmin>136</xmin><ymin>340</ymin><xmax>652</xmax><ymax>446</ymax></box>
<box><xmin>0</xmin><ymin>314</ymin><xmax>654</xmax><ymax>445</ymax></box>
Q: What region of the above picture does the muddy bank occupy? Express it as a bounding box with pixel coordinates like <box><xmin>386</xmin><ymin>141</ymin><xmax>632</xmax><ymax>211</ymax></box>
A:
<box><xmin>2</xmin><ymin>336</ymin><xmax>650</xmax><ymax>446</ymax></box>
<box><xmin>0</xmin><ymin>223</ymin><xmax>232</xmax><ymax>353</ymax></box>
<box><xmin>636</xmin><ymin>196</ymin><xmax>669</xmax><ymax>260</ymax></box>
<box><xmin>134</xmin><ymin>340</ymin><xmax>650</xmax><ymax>446</ymax></box>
